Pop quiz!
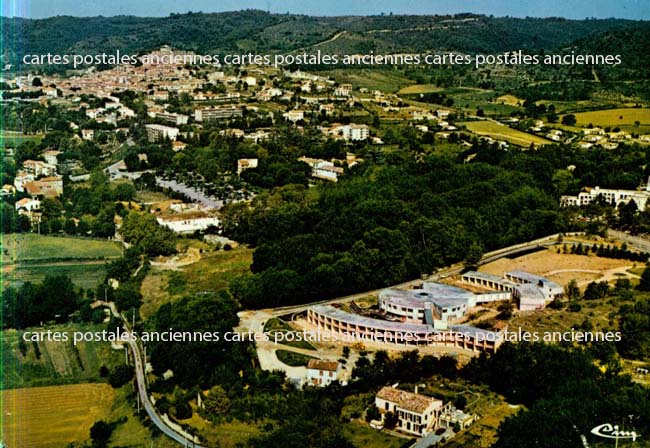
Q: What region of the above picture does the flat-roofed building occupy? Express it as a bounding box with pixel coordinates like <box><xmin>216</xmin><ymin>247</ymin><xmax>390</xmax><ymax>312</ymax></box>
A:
<box><xmin>306</xmin><ymin>305</ymin><xmax>505</xmax><ymax>353</ymax></box>
<box><xmin>145</xmin><ymin>124</ymin><xmax>179</xmax><ymax>142</ymax></box>
<box><xmin>194</xmin><ymin>106</ymin><xmax>243</xmax><ymax>122</ymax></box>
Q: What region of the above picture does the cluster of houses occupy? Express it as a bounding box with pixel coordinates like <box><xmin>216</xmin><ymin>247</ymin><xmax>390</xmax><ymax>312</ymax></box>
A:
<box><xmin>303</xmin><ymin>362</ymin><xmax>474</xmax><ymax>438</ymax></box>
<box><xmin>9</xmin><ymin>151</ymin><xmax>64</xmax><ymax>224</ymax></box>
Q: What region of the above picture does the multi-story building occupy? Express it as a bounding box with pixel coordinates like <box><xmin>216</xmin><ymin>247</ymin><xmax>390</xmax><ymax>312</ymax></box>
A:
<box><xmin>305</xmin><ymin>359</ymin><xmax>339</xmax><ymax>387</ymax></box>
<box><xmin>194</xmin><ymin>106</ymin><xmax>243</xmax><ymax>122</ymax></box>
<box><xmin>560</xmin><ymin>183</ymin><xmax>650</xmax><ymax>211</ymax></box>
<box><xmin>145</xmin><ymin>124</ymin><xmax>179</xmax><ymax>142</ymax></box>
<box><xmin>154</xmin><ymin>111</ymin><xmax>189</xmax><ymax>126</ymax></box>
<box><xmin>375</xmin><ymin>386</ymin><xmax>449</xmax><ymax>436</ymax></box>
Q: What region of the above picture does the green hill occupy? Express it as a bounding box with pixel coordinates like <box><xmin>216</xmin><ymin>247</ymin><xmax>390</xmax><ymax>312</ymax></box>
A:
<box><xmin>2</xmin><ymin>10</ymin><xmax>649</xmax><ymax>70</ymax></box>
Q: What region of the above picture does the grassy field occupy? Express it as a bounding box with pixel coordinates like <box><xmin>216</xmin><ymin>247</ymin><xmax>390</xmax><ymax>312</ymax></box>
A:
<box><xmin>459</xmin><ymin>120</ymin><xmax>552</xmax><ymax>147</ymax></box>
<box><xmin>568</xmin><ymin>108</ymin><xmax>650</xmax><ymax>133</ymax></box>
<box><xmin>275</xmin><ymin>349</ymin><xmax>316</xmax><ymax>367</ymax></box>
<box><xmin>2</xmin><ymin>234</ymin><xmax>121</xmax><ymax>292</ymax></box>
<box><xmin>1</xmin><ymin>323</ymin><xmax>123</xmax><ymax>389</ymax></box>
<box><xmin>1</xmin><ymin>383</ymin><xmax>116</xmax><ymax>448</ymax></box>
<box><xmin>342</xmin><ymin>421</ymin><xmax>407</xmax><ymax>448</ymax></box>
<box><xmin>1</xmin><ymin>384</ymin><xmax>177</xmax><ymax>448</ymax></box>
<box><xmin>0</xmin><ymin>131</ymin><xmax>43</xmax><ymax>147</ymax></box>
<box><xmin>7</xmin><ymin>261</ymin><xmax>108</xmax><ymax>290</ymax></box>
<box><xmin>479</xmin><ymin>248</ymin><xmax>635</xmax><ymax>280</ymax></box>
<box><xmin>2</xmin><ymin>234</ymin><xmax>122</xmax><ymax>263</ymax></box>
<box><xmin>397</xmin><ymin>84</ymin><xmax>443</xmax><ymax>94</ymax></box>
<box><xmin>321</xmin><ymin>68</ymin><xmax>414</xmax><ymax>93</ymax></box>
<box><xmin>264</xmin><ymin>318</ymin><xmax>317</xmax><ymax>351</ymax></box>
<box><xmin>185</xmin><ymin>414</ymin><xmax>263</xmax><ymax>448</ymax></box>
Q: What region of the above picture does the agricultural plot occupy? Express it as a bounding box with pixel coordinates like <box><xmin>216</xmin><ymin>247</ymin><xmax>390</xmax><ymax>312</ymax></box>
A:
<box><xmin>1</xmin><ymin>234</ymin><xmax>121</xmax><ymax>291</ymax></box>
<box><xmin>458</xmin><ymin>120</ymin><xmax>552</xmax><ymax>147</ymax></box>
<box><xmin>1</xmin><ymin>383</ymin><xmax>115</xmax><ymax>448</ymax></box>
<box><xmin>321</xmin><ymin>68</ymin><xmax>414</xmax><ymax>92</ymax></box>
<box><xmin>569</xmin><ymin>108</ymin><xmax>650</xmax><ymax>133</ymax></box>
<box><xmin>1</xmin><ymin>234</ymin><xmax>122</xmax><ymax>263</ymax></box>
<box><xmin>1</xmin><ymin>324</ymin><xmax>123</xmax><ymax>389</ymax></box>
<box><xmin>397</xmin><ymin>84</ymin><xmax>444</xmax><ymax>94</ymax></box>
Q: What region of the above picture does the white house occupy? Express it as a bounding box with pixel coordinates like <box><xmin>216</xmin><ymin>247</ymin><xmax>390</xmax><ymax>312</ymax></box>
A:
<box><xmin>375</xmin><ymin>386</ymin><xmax>448</xmax><ymax>436</ymax></box>
<box><xmin>237</xmin><ymin>158</ymin><xmax>258</xmax><ymax>175</ymax></box>
<box><xmin>305</xmin><ymin>359</ymin><xmax>339</xmax><ymax>387</ymax></box>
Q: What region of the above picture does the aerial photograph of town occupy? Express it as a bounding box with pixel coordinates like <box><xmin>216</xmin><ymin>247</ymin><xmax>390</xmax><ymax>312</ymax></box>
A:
<box><xmin>0</xmin><ymin>0</ymin><xmax>649</xmax><ymax>447</ymax></box>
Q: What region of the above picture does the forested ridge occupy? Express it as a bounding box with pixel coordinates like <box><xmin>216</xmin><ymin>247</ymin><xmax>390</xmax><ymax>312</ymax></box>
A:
<box><xmin>227</xmin><ymin>142</ymin><xmax>650</xmax><ymax>309</ymax></box>
<box><xmin>2</xmin><ymin>11</ymin><xmax>649</xmax><ymax>70</ymax></box>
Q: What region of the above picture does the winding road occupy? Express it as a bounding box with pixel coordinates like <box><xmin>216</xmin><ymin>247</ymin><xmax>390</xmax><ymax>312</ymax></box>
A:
<box><xmin>102</xmin><ymin>301</ymin><xmax>204</xmax><ymax>447</ymax></box>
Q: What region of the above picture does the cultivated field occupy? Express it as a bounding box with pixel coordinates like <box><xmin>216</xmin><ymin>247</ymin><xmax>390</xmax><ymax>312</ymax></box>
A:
<box><xmin>397</xmin><ymin>84</ymin><xmax>444</xmax><ymax>94</ymax></box>
<box><xmin>1</xmin><ymin>383</ymin><xmax>115</xmax><ymax>448</ymax></box>
<box><xmin>569</xmin><ymin>108</ymin><xmax>650</xmax><ymax>132</ymax></box>
<box><xmin>321</xmin><ymin>68</ymin><xmax>414</xmax><ymax>92</ymax></box>
<box><xmin>459</xmin><ymin>120</ymin><xmax>551</xmax><ymax>147</ymax></box>
<box><xmin>1</xmin><ymin>234</ymin><xmax>122</xmax><ymax>263</ymax></box>
<box><xmin>2</xmin><ymin>234</ymin><xmax>121</xmax><ymax>291</ymax></box>
<box><xmin>1</xmin><ymin>324</ymin><xmax>123</xmax><ymax>389</ymax></box>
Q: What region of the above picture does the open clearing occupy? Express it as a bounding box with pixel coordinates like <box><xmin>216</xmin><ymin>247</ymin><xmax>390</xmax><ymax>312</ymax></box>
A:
<box><xmin>479</xmin><ymin>248</ymin><xmax>635</xmax><ymax>282</ymax></box>
<box><xmin>458</xmin><ymin>120</ymin><xmax>551</xmax><ymax>147</ymax></box>
<box><xmin>397</xmin><ymin>84</ymin><xmax>444</xmax><ymax>94</ymax></box>
<box><xmin>2</xmin><ymin>234</ymin><xmax>121</xmax><ymax>291</ymax></box>
<box><xmin>1</xmin><ymin>383</ymin><xmax>115</xmax><ymax>448</ymax></box>
<box><xmin>321</xmin><ymin>68</ymin><xmax>414</xmax><ymax>92</ymax></box>
<box><xmin>140</xmin><ymin>246</ymin><xmax>252</xmax><ymax>319</ymax></box>
<box><xmin>342</xmin><ymin>421</ymin><xmax>406</xmax><ymax>448</ymax></box>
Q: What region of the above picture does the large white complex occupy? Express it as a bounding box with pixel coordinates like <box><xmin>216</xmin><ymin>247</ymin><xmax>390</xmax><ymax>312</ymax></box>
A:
<box><xmin>194</xmin><ymin>106</ymin><xmax>243</xmax><ymax>122</ymax></box>
<box><xmin>560</xmin><ymin>181</ymin><xmax>650</xmax><ymax>211</ymax></box>
<box><xmin>145</xmin><ymin>124</ymin><xmax>179</xmax><ymax>142</ymax></box>
<box><xmin>379</xmin><ymin>282</ymin><xmax>509</xmax><ymax>323</ymax></box>
<box><xmin>306</xmin><ymin>305</ymin><xmax>505</xmax><ymax>353</ymax></box>
<box><xmin>461</xmin><ymin>271</ymin><xmax>563</xmax><ymax>311</ymax></box>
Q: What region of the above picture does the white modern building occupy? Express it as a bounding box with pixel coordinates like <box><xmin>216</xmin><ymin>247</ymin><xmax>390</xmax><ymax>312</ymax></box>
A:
<box><xmin>560</xmin><ymin>182</ymin><xmax>650</xmax><ymax>211</ymax></box>
<box><xmin>145</xmin><ymin>124</ymin><xmax>179</xmax><ymax>142</ymax></box>
<box><xmin>155</xmin><ymin>212</ymin><xmax>220</xmax><ymax>234</ymax></box>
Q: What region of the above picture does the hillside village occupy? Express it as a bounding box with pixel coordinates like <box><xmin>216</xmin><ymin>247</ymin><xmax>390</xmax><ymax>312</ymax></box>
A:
<box><xmin>2</xmin><ymin>12</ymin><xmax>650</xmax><ymax>448</ymax></box>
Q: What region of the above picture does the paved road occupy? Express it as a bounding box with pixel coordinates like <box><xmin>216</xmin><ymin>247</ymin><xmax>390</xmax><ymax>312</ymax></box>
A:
<box><xmin>269</xmin><ymin>232</ymin><xmax>576</xmax><ymax>316</ymax></box>
<box><xmin>608</xmin><ymin>229</ymin><xmax>650</xmax><ymax>253</ymax></box>
<box><xmin>124</xmin><ymin>334</ymin><xmax>204</xmax><ymax>447</ymax></box>
<box><xmin>101</xmin><ymin>301</ymin><xmax>204</xmax><ymax>447</ymax></box>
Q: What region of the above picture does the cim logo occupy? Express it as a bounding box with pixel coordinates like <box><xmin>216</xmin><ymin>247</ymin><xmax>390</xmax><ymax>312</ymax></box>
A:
<box><xmin>591</xmin><ymin>423</ymin><xmax>641</xmax><ymax>442</ymax></box>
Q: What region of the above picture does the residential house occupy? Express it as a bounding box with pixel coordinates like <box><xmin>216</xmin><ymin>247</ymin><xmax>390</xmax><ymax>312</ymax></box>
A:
<box><xmin>305</xmin><ymin>359</ymin><xmax>339</xmax><ymax>387</ymax></box>
<box><xmin>375</xmin><ymin>386</ymin><xmax>448</xmax><ymax>436</ymax></box>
